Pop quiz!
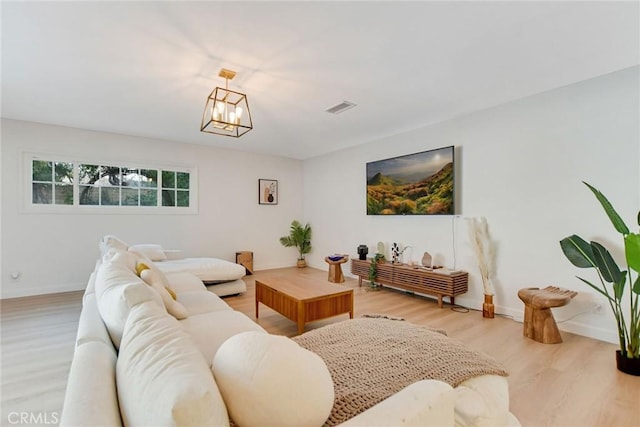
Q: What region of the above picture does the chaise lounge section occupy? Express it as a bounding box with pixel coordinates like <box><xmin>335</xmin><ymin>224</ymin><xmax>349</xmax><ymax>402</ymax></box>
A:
<box><xmin>99</xmin><ymin>235</ymin><xmax>247</xmax><ymax>296</ymax></box>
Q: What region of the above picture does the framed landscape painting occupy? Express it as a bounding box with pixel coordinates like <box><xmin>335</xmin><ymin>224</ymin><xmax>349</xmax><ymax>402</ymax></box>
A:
<box><xmin>259</xmin><ymin>179</ymin><xmax>278</xmax><ymax>205</ymax></box>
<box><xmin>366</xmin><ymin>146</ymin><xmax>454</xmax><ymax>215</ymax></box>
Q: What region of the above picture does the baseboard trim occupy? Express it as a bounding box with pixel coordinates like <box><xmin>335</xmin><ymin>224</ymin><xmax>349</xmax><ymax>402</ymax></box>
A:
<box><xmin>1</xmin><ymin>281</ymin><xmax>86</xmax><ymax>300</ymax></box>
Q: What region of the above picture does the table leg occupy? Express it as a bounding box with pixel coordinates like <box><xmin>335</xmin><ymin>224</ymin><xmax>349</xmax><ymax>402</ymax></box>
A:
<box><xmin>437</xmin><ymin>294</ymin><xmax>443</xmax><ymax>308</ymax></box>
<box><xmin>349</xmin><ymin>294</ymin><xmax>354</xmax><ymax>319</ymax></box>
<box><xmin>255</xmin><ymin>296</ymin><xmax>259</xmax><ymax>319</ymax></box>
<box><xmin>297</xmin><ymin>301</ymin><xmax>305</xmax><ymax>335</ymax></box>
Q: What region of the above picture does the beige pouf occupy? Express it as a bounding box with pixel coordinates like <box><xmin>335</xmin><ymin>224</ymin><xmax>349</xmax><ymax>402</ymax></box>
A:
<box><xmin>212</xmin><ymin>331</ymin><xmax>334</xmax><ymax>427</ymax></box>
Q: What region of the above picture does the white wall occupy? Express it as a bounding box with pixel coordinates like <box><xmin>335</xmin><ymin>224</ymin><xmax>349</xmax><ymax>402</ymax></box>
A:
<box><xmin>1</xmin><ymin>119</ymin><xmax>304</xmax><ymax>298</ymax></box>
<box><xmin>2</xmin><ymin>67</ymin><xmax>637</xmax><ymax>343</ymax></box>
<box><xmin>303</xmin><ymin>66</ymin><xmax>639</xmax><ymax>343</ymax></box>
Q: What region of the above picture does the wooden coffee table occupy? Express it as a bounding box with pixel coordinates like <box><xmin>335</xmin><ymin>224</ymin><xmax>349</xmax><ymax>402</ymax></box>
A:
<box><xmin>255</xmin><ymin>275</ymin><xmax>354</xmax><ymax>334</ymax></box>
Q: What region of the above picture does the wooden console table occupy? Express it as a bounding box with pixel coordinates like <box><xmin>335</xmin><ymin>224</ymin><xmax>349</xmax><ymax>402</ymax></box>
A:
<box><xmin>350</xmin><ymin>259</ymin><xmax>468</xmax><ymax>308</ymax></box>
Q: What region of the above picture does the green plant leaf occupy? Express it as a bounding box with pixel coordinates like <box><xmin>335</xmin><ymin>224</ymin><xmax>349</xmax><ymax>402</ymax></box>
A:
<box><xmin>583</xmin><ymin>182</ymin><xmax>630</xmax><ymax>235</ymax></box>
<box><xmin>632</xmin><ymin>276</ymin><xmax>640</xmax><ymax>295</ymax></box>
<box><xmin>279</xmin><ymin>236</ymin><xmax>294</xmax><ymax>247</ymax></box>
<box><xmin>560</xmin><ymin>235</ymin><xmax>596</xmax><ymax>268</ymax></box>
<box><xmin>591</xmin><ymin>241</ymin><xmax>622</xmax><ymax>283</ymax></box>
<box><xmin>280</xmin><ymin>220</ymin><xmax>312</xmax><ymax>259</ymax></box>
<box><xmin>625</xmin><ymin>233</ymin><xmax>640</xmax><ymax>273</ymax></box>
<box><xmin>613</xmin><ymin>271</ymin><xmax>627</xmax><ymax>301</ymax></box>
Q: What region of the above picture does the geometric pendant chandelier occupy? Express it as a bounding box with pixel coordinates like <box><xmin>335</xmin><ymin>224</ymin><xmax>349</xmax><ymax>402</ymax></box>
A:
<box><xmin>200</xmin><ymin>68</ymin><xmax>253</xmax><ymax>138</ymax></box>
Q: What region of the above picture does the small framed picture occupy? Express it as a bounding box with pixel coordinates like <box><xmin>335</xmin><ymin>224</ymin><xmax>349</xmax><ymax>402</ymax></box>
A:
<box><xmin>258</xmin><ymin>179</ymin><xmax>278</xmax><ymax>205</ymax></box>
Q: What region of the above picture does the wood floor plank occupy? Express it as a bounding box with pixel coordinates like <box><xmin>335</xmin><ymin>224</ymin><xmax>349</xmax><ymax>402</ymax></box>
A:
<box><xmin>1</xmin><ymin>268</ymin><xmax>638</xmax><ymax>427</ymax></box>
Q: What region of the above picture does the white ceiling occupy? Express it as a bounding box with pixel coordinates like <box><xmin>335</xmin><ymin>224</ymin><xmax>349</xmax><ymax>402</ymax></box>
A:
<box><xmin>2</xmin><ymin>1</ymin><xmax>638</xmax><ymax>160</ymax></box>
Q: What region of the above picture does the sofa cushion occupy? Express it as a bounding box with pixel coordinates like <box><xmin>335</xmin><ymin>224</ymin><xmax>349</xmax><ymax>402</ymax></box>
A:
<box><xmin>180</xmin><ymin>310</ymin><xmax>267</xmax><ymax>366</ymax></box>
<box><xmin>338</xmin><ymin>380</ymin><xmax>455</xmax><ymax>427</ymax></box>
<box><xmin>455</xmin><ymin>375</ymin><xmax>510</xmax><ymax>427</ymax></box>
<box><xmin>165</xmin><ymin>271</ymin><xmax>207</xmax><ymax>293</ymax></box>
<box><xmin>212</xmin><ymin>331</ymin><xmax>334</xmax><ymax>427</ymax></box>
<box><xmin>206</xmin><ymin>279</ymin><xmax>247</xmax><ymax>297</ymax></box>
<box><xmin>155</xmin><ymin>257</ymin><xmax>246</xmax><ymax>282</ymax></box>
<box><xmin>177</xmin><ymin>290</ymin><xmax>232</xmax><ymax>316</ymax></box>
<box><xmin>141</xmin><ymin>269</ymin><xmax>188</xmax><ymax>320</ymax></box>
<box><xmin>117</xmin><ymin>302</ymin><xmax>229</xmax><ymax>427</ymax></box>
<box><xmin>60</xmin><ymin>341</ymin><xmax>121</xmax><ymax>427</ymax></box>
<box><xmin>129</xmin><ymin>243</ymin><xmax>167</xmax><ymax>261</ymax></box>
<box><xmin>100</xmin><ymin>234</ymin><xmax>129</xmax><ymax>256</ymax></box>
<box><xmin>94</xmin><ymin>261</ymin><xmax>164</xmax><ymax>348</ymax></box>
<box><xmin>103</xmin><ymin>250</ymin><xmax>138</xmax><ymax>274</ymax></box>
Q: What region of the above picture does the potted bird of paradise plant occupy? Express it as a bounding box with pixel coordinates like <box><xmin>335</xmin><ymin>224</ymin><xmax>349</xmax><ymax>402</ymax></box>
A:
<box><xmin>559</xmin><ymin>182</ymin><xmax>639</xmax><ymax>375</ymax></box>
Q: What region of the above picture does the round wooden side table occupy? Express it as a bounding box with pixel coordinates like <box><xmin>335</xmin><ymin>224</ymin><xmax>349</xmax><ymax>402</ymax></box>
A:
<box><xmin>324</xmin><ymin>255</ymin><xmax>349</xmax><ymax>283</ymax></box>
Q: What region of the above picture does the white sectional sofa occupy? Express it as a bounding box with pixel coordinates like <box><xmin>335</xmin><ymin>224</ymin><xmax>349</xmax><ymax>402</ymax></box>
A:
<box><xmin>60</xmin><ymin>238</ymin><xmax>520</xmax><ymax>426</ymax></box>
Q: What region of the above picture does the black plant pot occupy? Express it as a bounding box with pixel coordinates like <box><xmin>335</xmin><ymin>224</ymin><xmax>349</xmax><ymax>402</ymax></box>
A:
<box><xmin>616</xmin><ymin>350</ymin><xmax>640</xmax><ymax>376</ymax></box>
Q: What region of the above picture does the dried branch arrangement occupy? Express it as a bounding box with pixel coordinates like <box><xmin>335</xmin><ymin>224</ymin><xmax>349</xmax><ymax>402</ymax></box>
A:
<box><xmin>467</xmin><ymin>217</ymin><xmax>495</xmax><ymax>296</ymax></box>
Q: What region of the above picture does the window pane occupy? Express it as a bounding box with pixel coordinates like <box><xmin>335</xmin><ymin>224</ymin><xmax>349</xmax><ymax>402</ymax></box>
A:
<box><xmin>55</xmin><ymin>162</ymin><xmax>74</xmax><ymax>183</ymax></box>
<box><xmin>54</xmin><ymin>184</ymin><xmax>73</xmax><ymax>205</ymax></box>
<box><xmin>162</xmin><ymin>189</ymin><xmax>175</xmax><ymax>206</ymax></box>
<box><xmin>79</xmin><ymin>164</ymin><xmax>100</xmax><ymax>185</ymax></box>
<box><xmin>33</xmin><ymin>160</ymin><xmax>52</xmax><ymax>182</ymax></box>
<box><xmin>176</xmin><ymin>172</ymin><xmax>189</xmax><ymax>189</ymax></box>
<box><xmin>122</xmin><ymin>168</ymin><xmax>140</xmax><ymax>187</ymax></box>
<box><xmin>101</xmin><ymin>187</ymin><xmax>120</xmax><ymax>205</ymax></box>
<box><xmin>121</xmin><ymin>188</ymin><xmax>139</xmax><ymax>206</ymax></box>
<box><xmin>32</xmin><ymin>183</ymin><xmax>52</xmax><ymax>204</ymax></box>
<box><xmin>162</xmin><ymin>171</ymin><xmax>175</xmax><ymax>189</ymax></box>
<box><xmin>177</xmin><ymin>190</ymin><xmax>189</xmax><ymax>207</ymax></box>
<box><xmin>100</xmin><ymin>166</ymin><xmax>121</xmax><ymax>187</ymax></box>
<box><xmin>140</xmin><ymin>189</ymin><xmax>157</xmax><ymax>206</ymax></box>
<box><xmin>79</xmin><ymin>185</ymin><xmax>99</xmax><ymax>205</ymax></box>
<box><xmin>140</xmin><ymin>169</ymin><xmax>157</xmax><ymax>188</ymax></box>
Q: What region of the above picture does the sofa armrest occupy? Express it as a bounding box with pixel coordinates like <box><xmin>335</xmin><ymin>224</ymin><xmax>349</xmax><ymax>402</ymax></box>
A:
<box><xmin>337</xmin><ymin>380</ymin><xmax>454</xmax><ymax>427</ymax></box>
<box><xmin>60</xmin><ymin>341</ymin><xmax>122</xmax><ymax>427</ymax></box>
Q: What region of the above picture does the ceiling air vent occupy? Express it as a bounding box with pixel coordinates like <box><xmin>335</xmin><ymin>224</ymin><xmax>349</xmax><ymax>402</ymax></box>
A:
<box><xmin>325</xmin><ymin>101</ymin><xmax>357</xmax><ymax>115</ymax></box>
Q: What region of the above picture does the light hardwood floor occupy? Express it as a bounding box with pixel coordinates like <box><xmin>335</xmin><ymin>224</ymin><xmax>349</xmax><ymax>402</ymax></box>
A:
<box><xmin>1</xmin><ymin>267</ymin><xmax>639</xmax><ymax>426</ymax></box>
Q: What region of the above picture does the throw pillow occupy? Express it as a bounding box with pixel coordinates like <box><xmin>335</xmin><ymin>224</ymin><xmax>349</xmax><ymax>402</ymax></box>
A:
<box><xmin>135</xmin><ymin>262</ymin><xmax>150</xmax><ymax>277</ymax></box>
<box><xmin>140</xmin><ymin>269</ymin><xmax>188</xmax><ymax>319</ymax></box>
<box><xmin>165</xmin><ymin>286</ymin><xmax>177</xmax><ymax>300</ymax></box>
<box><xmin>212</xmin><ymin>331</ymin><xmax>334</xmax><ymax>427</ymax></box>
<box><xmin>117</xmin><ymin>302</ymin><xmax>229</xmax><ymax>427</ymax></box>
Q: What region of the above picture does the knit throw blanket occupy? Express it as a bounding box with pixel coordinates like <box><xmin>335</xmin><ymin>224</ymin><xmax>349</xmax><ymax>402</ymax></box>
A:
<box><xmin>292</xmin><ymin>317</ymin><xmax>508</xmax><ymax>426</ymax></box>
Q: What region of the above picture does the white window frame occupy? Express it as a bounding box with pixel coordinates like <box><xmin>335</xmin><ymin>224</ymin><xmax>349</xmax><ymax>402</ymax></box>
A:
<box><xmin>22</xmin><ymin>152</ymin><xmax>198</xmax><ymax>214</ymax></box>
